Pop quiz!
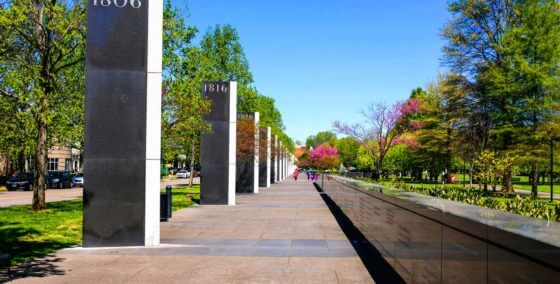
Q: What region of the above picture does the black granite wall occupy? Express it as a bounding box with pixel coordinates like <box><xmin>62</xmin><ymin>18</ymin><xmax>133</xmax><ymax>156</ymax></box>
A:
<box><xmin>321</xmin><ymin>175</ymin><xmax>560</xmax><ymax>283</ymax></box>
<box><xmin>83</xmin><ymin>2</ymin><xmax>149</xmax><ymax>247</ymax></box>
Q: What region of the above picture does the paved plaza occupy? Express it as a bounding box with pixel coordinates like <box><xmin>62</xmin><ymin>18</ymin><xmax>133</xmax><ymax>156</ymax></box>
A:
<box><xmin>11</xmin><ymin>178</ymin><xmax>373</xmax><ymax>283</ymax></box>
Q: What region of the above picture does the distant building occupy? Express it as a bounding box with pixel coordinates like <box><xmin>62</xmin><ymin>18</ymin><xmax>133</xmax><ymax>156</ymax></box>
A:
<box><xmin>0</xmin><ymin>145</ymin><xmax>82</xmax><ymax>175</ymax></box>
<box><xmin>46</xmin><ymin>145</ymin><xmax>82</xmax><ymax>172</ymax></box>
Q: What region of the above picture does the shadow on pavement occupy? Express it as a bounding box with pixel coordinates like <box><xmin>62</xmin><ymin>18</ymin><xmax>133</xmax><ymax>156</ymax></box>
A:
<box><xmin>313</xmin><ymin>182</ymin><xmax>404</xmax><ymax>284</ymax></box>
<box><xmin>1</xmin><ymin>256</ymin><xmax>66</xmax><ymax>282</ymax></box>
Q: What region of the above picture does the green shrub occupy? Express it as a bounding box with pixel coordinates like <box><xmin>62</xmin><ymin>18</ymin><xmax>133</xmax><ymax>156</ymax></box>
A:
<box><xmin>388</xmin><ymin>180</ymin><xmax>560</xmax><ymax>222</ymax></box>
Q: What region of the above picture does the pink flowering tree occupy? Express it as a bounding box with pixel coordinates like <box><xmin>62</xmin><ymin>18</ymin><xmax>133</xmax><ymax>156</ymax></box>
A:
<box><xmin>333</xmin><ymin>101</ymin><xmax>416</xmax><ymax>175</ymax></box>
<box><xmin>308</xmin><ymin>144</ymin><xmax>340</xmax><ymax>170</ymax></box>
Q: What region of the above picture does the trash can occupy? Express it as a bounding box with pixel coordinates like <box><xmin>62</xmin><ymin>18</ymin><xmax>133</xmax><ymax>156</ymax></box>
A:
<box><xmin>160</xmin><ymin>185</ymin><xmax>172</xmax><ymax>221</ymax></box>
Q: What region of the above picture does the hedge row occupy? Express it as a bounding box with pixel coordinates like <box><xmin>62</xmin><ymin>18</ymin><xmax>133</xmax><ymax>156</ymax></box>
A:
<box><xmin>351</xmin><ymin>176</ymin><xmax>560</xmax><ymax>222</ymax></box>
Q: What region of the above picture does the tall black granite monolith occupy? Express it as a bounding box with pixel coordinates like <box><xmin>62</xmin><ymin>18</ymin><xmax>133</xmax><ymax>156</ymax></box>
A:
<box><xmin>236</xmin><ymin>112</ymin><xmax>259</xmax><ymax>194</ymax></box>
<box><xmin>259</xmin><ymin>127</ymin><xmax>271</xmax><ymax>188</ymax></box>
<box><xmin>84</xmin><ymin>0</ymin><xmax>162</xmax><ymax>247</ymax></box>
<box><xmin>279</xmin><ymin>142</ymin><xmax>284</xmax><ymax>180</ymax></box>
<box><xmin>200</xmin><ymin>81</ymin><xmax>237</xmax><ymax>205</ymax></box>
<box><xmin>270</xmin><ymin>135</ymin><xmax>277</xmax><ymax>184</ymax></box>
<box><xmin>275</xmin><ymin>140</ymin><xmax>280</xmax><ymax>182</ymax></box>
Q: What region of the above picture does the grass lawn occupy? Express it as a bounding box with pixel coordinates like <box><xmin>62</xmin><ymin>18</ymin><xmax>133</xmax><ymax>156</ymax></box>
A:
<box><xmin>163</xmin><ymin>185</ymin><xmax>200</xmax><ymax>212</ymax></box>
<box><xmin>390</xmin><ymin>174</ymin><xmax>560</xmax><ymax>195</ymax></box>
<box><xmin>0</xmin><ymin>185</ymin><xmax>200</xmax><ymax>266</ymax></box>
<box><xmin>0</xmin><ymin>199</ymin><xmax>82</xmax><ymax>265</ymax></box>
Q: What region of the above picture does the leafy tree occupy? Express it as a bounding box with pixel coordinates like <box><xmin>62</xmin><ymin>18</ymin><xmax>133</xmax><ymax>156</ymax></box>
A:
<box><xmin>297</xmin><ymin>151</ymin><xmax>310</xmax><ymax>168</ymax></box>
<box><xmin>412</xmin><ymin>75</ymin><xmax>468</xmax><ymax>183</ymax></box>
<box><xmin>355</xmin><ymin>143</ymin><xmax>376</xmax><ymax>172</ymax></box>
<box><xmin>442</xmin><ymin>0</ymin><xmax>560</xmax><ymax>194</ymax></box>
<box><xmin>334</xmin><ymin>102</ymin><xmax>411</xmax><ymax>177</ymax></box>
<box><xmin>305</xmin><ymin>131</ymin><xmax>337</xmax><ymax>149</ymax></box>
<box><xmin>384</xmin><ymin>144</ymin><xmax>415</xmax><ymax>177</ymax></box>
<box><xmin>334</xmin><ymin>137</ymin><xmax>359</xmax><ymax>168</ymax></box>
<box><xmin>237</xmin><ymin>84</ymin><xmax>285</xmax><ymax>135</ymax></box>
<box><xmin>474</xmin><ymin>150</ymin><xmax>516</xmax><ymax>192</ymax></box>
<box><xmin>200</xmin><ymin>24</ymin><xmax>253</xmax><ymax>85</ymax></box>
<box><xmin>494</xmin><ymin>0</ymin><xmax>560</xmax><ymax>196</ymax></box>
<box><xmin>0</xmin><ymin>0</ymin><xmax>85</xmax><ymax>210</ymax></box>
<box><xmin>200</xmin><ymin>24</ymin><xmax>290</xmax><ymax>155</ymax></box>
<box><xmin>161</xmin><ymin>2</ymin><xmax>211</xmax><ymax>186</ymax></box>
<box><xmin>309</xmin><ymin>144</ymin><xmax>339</xmax><ymax>170</ymax></box>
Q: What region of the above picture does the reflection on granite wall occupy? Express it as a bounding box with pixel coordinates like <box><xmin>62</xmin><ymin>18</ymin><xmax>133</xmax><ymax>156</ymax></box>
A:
<box><xmin>258</xmin><ymin>127</ymin><xmax>270</xmax><ymax>187</ymax></box>
<box><xmin>321</xmin><ymin>175</ymin><xmax>560</xmax><ymax>283</ymax></box>
<box><xmin>235</xmin><ymin>113</ymin><xmax>258</xmax><ymax>193</ymax></box>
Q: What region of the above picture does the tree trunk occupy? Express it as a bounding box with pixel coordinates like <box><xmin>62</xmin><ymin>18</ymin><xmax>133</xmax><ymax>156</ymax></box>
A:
<box><xmin>4</xmin><ymin>154</ymin><xmax>10</xmax><ymax>176</ymax></box>
<box><xmin>530</xmin><ymin>164</ymin><xmax>539</xmax><ymax>199</ymax></box>
<box><xmin>32</xmin><ymin>122</ymin><xmax>47</xmax><ymax>211</ymax></box>
<box><xmin>376</xmin><ymin>159</ymin><xmax>382</xmax><ymax>180</ymax></box>
<box><xmin>502</xmin><ymin>170</ymin><xmax>513</xmax><ymax>193</ymax></box>
<box><xmin>469</xmin><ymin>162</ymin><xmax>474</xmax><ymax>189</ymax></box>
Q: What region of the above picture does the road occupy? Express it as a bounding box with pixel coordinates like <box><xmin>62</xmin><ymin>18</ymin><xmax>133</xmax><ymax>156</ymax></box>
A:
<box><xmin>0</xmin><ymin>177</ymin><xmax>200</xmax><ymax>208</ymax></box>
<box><xmin>0</xmin><ymin>187</ymin><xmax>83</xmax><ymax>208</ymax></box>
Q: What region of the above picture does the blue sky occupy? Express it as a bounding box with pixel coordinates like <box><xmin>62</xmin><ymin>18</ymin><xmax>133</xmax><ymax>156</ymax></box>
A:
<box><xmin>178</xmin><ymin>0</ymin><xmax>450</xmax><ymax>143</ymax></box>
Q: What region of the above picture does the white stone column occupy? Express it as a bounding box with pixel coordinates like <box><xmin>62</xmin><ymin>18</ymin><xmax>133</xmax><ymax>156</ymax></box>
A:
<box><xmin>274</xmin><ymin>135</ymin><xmax>279</xmax><ymax>182</ymax></box>
<box><xmin>144</xmin><ymin>0</ymin><xmax>163</xmax><ymax>247</ymax></box>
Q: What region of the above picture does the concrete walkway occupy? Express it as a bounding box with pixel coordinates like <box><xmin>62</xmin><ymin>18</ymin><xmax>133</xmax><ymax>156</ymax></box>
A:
<box><xmin>12</xmin><ymin>177</ymin><xmax>373</xmax><ymax>283</ymax></box>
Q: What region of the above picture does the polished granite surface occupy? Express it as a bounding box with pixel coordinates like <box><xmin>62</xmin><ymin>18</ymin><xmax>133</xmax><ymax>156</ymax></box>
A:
<box><xmin>331</xmin><ymin>175</ymin><xmax>560</xmax><ymax>248</ymax></box>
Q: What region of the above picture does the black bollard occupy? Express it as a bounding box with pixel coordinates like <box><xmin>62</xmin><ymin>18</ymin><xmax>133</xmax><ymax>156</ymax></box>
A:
<box><xmin>161</xmin><ymin>185</ymin><xmax>173</xmax><ymax>221</ymax></box>
<box><xmin>166</xmin><ymin>185</ymin><xmax>172</xmax><ymax>219</ymax></box>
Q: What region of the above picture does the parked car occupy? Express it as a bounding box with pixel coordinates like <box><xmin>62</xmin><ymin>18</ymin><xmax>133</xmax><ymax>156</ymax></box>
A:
<box><xmin>47</xmin><ymin>171</ymin><xmax>72</xmax><ymax>189</ymax></box>
<box><xmin>6</xmin><ymin>172</ymin><xmax>34</xmax><ymax>191</ymax></box>
<box><xmin>72</xmin><ymin>173</ymin><xmax>84</xmax><ymax>187</ymax></box>
<box><xmin>176</xmin><ymin>169</ymin><xmax>190</xmax><ymax>179</ymax></box>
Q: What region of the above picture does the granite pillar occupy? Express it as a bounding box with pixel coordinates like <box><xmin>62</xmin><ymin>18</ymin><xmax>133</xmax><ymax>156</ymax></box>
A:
<box><xmin>236</xmin><ymin>112</ymin><xmax>259</xmax><ymax>194</ymax></box>
<box><xmin>83</xmin><ymin>0</ymin><xmax>162</xmax><ymax>247</ymax></box>
<box><xmin>200</xmin><ymin>81</ymin><xmax>237</xmax><ymax>205</ymax></box>
<box><xmin>270</xmin><ymin>135</ymin><xmax>278</xmax><ymax>183</ymax></box>
<box><xmin>259</xmin><ymin>127</ymin><xmax>271</xmax><ymax>188</ymax></box>
<box><xmin>278</xmin><ymin>142</ymin><xmax>283</xmax><ymax>181</ymax></box>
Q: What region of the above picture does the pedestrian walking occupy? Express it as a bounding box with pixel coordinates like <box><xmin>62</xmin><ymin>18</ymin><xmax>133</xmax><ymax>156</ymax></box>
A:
<box><xmin>293</xmin><ymin>169</ymin><xmax>299</xmax><ymax>181</ymax></box>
